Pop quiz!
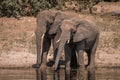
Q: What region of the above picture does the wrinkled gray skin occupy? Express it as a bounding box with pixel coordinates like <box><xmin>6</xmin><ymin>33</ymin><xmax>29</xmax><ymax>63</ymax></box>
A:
<box><xmin>54</xmin><ymin>18</ymin><xmax>99</xmax><ymax>70</ymax></box>
<box><xmin>33</xmin><ymin>10</ymin><xmax>77</xmax><ymax>70</ymax></box>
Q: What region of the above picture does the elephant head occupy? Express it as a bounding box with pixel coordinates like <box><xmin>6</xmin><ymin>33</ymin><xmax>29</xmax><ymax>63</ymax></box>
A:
<box><xmin>48</xmin><ymin>12</ymin><xmax>68</xmax><ymax>35</ymax></box>
<box><xmin>36</xmin><ymin>10</ymin><xmax>59</xmax><ymax>36</ymax></box>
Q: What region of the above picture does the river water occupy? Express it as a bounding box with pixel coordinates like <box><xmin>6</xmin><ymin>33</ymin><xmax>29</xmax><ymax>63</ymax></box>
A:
<box><xmin>0</xmin><ymin>68</ymin><xmax>120</xmax><ymax>80</ymax></box>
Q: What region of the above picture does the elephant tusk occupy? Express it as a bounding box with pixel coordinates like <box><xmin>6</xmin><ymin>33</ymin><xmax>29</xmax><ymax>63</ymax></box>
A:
<box><xmin>56</xmin><ymin>35</ymin><xmax>61</xmax><ymax>43</ymax></box>
<box><xmin>67</xmin><ymin>40</ymin><xmax>70</xmax><ymax>44</ymax></box>
<box><xmin>56</xmin><ymin>38</ymin><xmax>60</xmax><ymax>43</ymax></box>
<box><xmin>41</xmin><ymin>33</ymin><xmax>45</xmax><ymax>39</ymax></box>
<box><xmin>40</xmin><ymin>33</ymin><xmax>45</xmax><ymax>53</ymax></box>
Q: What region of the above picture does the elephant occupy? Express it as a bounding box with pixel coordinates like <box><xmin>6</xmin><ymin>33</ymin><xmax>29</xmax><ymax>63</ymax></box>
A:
<box><xmin>33</xmin><ymin>10</ymin><xmax>78</xmax><ymax>70</ymax></box>
<box><xmin>53</xmin><ymin>18</ymin><xmax>99</xmax><ymax>70</ymax></box>
<box><xmin>32</xmin><ymin>10</ymin><xmax>65</xmax><ymax>69</ymax></box>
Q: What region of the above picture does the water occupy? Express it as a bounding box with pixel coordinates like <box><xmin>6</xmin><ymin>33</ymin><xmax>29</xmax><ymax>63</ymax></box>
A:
<box><xmin>0</xmin><ymin>68</ymin><xmax>120</xmax><ymax>80</ymax></box>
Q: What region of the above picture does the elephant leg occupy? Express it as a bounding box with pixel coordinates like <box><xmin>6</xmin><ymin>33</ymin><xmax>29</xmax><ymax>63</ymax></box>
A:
<box><xmin>88</xmin><ymin>47</ymin><xmax>97</xmax><ymax>69</ymax></box>
<box><xmin>70</xmin><ymin>44</ymin><xmax>77</xmax><ymax>69</ymax></box>
<box><xmin>87</xmin><ymin>35</ymin><xmax>99</xmax><ymax>69</ymax></box>
<box><xmin>85</xmin><ymin>49</ymin><xmax>91</xmax><ymax>68</ymax></box>
<box><xmin>76</xmin><ymin>41</ymin><xmax>85</xmax><ymax>69</ymax></box>
<box><xmin>46</xmin><ymin>38</ymin><xmax>58</xmax><ymax>67</ymax></box>
<box><xmin>32</xmin><ymin>33</ymin><xmax>44</xmax><ymax>68</ymax></box>
<box><xmin>71</xmin><ymin>52</ymin><xmax>77</xmax><ymax>69</ymax></box>
<box><xmin>47</xmin><ymin>39</ymin><xmax>55</xmax><ymax>67</ymax></box>
<box><xmin>65</xmin><ymin>44</ymin><xmax>71</xmax><ymax>70</ymax></box>
<box><xmin>40</xmin><ymin>35</ymin><xmax>51</xmax><ymax>70</ymax></box>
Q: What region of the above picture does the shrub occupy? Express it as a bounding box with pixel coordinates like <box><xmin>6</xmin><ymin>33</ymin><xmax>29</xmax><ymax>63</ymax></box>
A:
<box><xmin>0</xmin><ymin>0</ymin><xmax>119</xmax><ymax>17</ymax></box>
<box><xmin>0</xmin><ymin>0</ymin><xmax>58</xmax><ymax>17</ymax></box>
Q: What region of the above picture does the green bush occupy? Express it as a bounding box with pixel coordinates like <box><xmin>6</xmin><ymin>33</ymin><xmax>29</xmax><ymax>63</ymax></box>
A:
<box><xmin>0</xmin><ymin>0</ymin><xmax>58</xmax><ymax>17</ymax></box>
<box><xmin>0</xmin><ymin>0</ymin><xmax>119</xmax><ymax>17</ymax></box>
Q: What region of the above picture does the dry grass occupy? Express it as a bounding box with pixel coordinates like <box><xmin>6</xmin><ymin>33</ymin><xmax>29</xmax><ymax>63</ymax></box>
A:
<box><xmin>0</xmin><ymin>17</ymin><xmax>36</xmax><ymax>55</ymax></box>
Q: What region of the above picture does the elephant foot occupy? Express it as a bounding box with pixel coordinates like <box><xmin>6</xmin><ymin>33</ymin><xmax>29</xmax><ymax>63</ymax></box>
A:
<box><xmin>46</xmin><ymin>60</ymin><xmax>54</xmax><ymax>67</ymax></box>
<box><xmin>32</xmin><ymin>64</ymin><xmax>40</xmax><ymax>68</ymax></box>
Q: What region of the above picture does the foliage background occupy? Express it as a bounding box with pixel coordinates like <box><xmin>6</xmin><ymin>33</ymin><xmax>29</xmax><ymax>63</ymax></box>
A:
<box><xmin>0</xmin><ymin>0</ymin><xmax>119</xmax><ymax>17</ymax></box>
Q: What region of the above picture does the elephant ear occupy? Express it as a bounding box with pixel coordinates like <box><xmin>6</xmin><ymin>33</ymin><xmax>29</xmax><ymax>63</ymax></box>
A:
<box><xmin>73</xmin><ymin>26</ymin><xmax>86</xmax><ymax>42</ymax></box>
<box><xmin>49</xmin><ymin>12</ymin><xmax>67</xmax><ymax>35</ymax></box>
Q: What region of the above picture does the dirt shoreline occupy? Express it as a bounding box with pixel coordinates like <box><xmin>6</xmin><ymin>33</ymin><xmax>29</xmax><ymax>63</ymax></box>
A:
<box><xmin>0</xmin><ymin>50</ymin><xmax>120</xmax><ymax>69</ymax></box>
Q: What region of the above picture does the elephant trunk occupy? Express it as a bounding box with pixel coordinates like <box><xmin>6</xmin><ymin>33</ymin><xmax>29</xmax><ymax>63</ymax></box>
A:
<box><xmin>35</xmin><ymin>27</ymin><xmax>45</xmax><ymax>66</ymax></box>
<box><xmin>54</xmin><ymin>31</ymin><xmax>70</xmax><ymax>70</ymax></box>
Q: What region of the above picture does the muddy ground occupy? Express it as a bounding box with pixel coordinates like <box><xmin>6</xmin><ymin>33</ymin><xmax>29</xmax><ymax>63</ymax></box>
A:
<box><xmin>0</xmin><ymin>2</ymin><xmax>120</xmax><ymax>68</ymax></box>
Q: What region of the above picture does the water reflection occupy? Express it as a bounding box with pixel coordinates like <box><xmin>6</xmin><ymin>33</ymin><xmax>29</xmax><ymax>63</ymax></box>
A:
<box><xmin>0</xmin><ymin>68</ymin><xmax>120</xmax><ymax>80</ymax></box>
<box><xmin>65</xmin><ymin>70</ymin><xmax>77</xmax><ymax>80</ymax></box>
<box><xmin>87</xmin><ymin>69</ymin><xmax>95</xmax><ymax>80</ymax></box>
<box><xmin>36</xmin><ymin>68</ymin><xmax>96</xmax><ymax>80</ymax></box>
<box><xmin>36</xmin><ymin>69</ymin><xmax>47</xmax><ymax>80</ymax></box>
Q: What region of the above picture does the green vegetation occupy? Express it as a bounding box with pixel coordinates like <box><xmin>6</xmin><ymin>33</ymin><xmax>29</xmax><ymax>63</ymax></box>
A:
<box><xmin>0</xmin><ymin>0</ymin><xmax>100</xmax><ymax>17</ymax></box>
<box><xmin>0</xmin><ymin>0</ymin><xmax>58</xmax><ymax>17</ymax></box>
<box><xmin>0</xmin><ymin>0</ymin><xmax>119</xmax><ymax>17</ymax></box>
